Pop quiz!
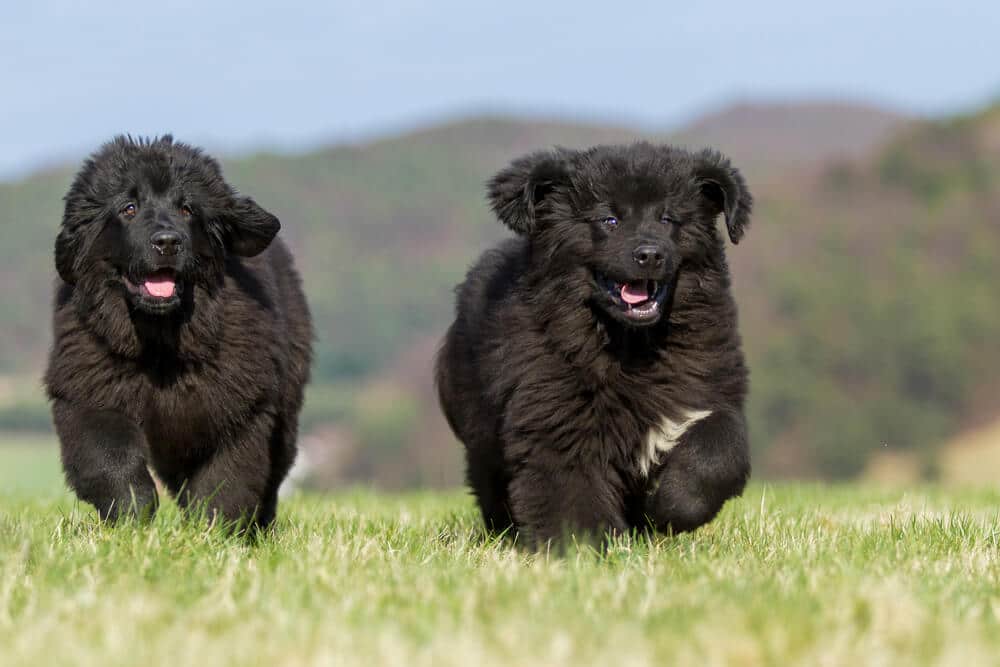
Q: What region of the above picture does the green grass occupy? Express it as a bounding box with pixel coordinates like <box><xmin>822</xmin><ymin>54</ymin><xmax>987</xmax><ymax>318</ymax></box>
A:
<box><xmin>1</xmin><ymin>442</ymin><xmax>999</xmax><ymax>666</ymax></box>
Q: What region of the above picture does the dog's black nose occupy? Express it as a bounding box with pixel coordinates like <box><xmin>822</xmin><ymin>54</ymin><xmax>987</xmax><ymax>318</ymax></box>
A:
<box><xmin>632</xmin><ymin>244</ymin><xmax>664</xmax><ymax>267</ymax></box>
<box><xmin>151</xmin><ymin>231</ymin><xmax>182</xmax><ymax>256</ymax></box>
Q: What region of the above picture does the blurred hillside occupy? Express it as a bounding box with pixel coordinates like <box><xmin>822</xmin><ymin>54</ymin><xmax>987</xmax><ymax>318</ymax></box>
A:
<box><xmin>2</xmin><ymin>100</ymin><xmax>998</xmax><ymax>484</ymax></box>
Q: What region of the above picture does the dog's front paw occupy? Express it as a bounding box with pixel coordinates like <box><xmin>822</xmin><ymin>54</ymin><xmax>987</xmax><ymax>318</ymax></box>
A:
<box><xmin>644</xmin><ymin>473</ymin><xmax>723</xmax><ymax>534</ymax></box>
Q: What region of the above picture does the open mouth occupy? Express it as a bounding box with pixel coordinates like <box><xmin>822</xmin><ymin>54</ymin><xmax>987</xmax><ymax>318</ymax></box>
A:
<box><xmin>121</xmin><ymin>268</ymin><xmax>183</xmax><ymax>311</ymax></box>
<box><xmin>594</xmin><ymin>272</ymin><xmax>668</xmax><ymax>323</ymax></box>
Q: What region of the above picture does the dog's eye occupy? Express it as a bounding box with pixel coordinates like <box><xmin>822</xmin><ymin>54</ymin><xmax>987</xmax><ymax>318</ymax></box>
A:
<box><xmin>180</xmin><ymin>205</ymin><xmax>193</xmax><ymax>217</ymax></box>
<box><xmin>660</xmin><ymin>215</ymin><xmax>676</xmax><ymax>225</ymax></box>
<box><xmin>602</xmin><ymin>216</ymin><xmax>619</xmax><ymax>228</ymax></box>
<box><xmin>121</xmin><ymin>203</ymin><xmax>137</xmax><ymax>219</ymax></box>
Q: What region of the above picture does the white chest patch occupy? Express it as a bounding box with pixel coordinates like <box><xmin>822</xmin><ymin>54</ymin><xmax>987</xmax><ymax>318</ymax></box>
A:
<box><xmin>639</xmin><ymin>409</ymin><xmax>713</xmax><ymax>477</ymax></box>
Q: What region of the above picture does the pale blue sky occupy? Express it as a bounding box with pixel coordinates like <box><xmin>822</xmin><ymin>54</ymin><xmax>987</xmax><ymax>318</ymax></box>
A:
<box><xmin>2</xmin><ymin>0</ymin><xmax>998</xmax><ymax>179</ymax></box>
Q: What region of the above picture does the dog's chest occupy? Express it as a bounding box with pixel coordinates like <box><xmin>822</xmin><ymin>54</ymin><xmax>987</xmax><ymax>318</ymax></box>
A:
<box><xmin>585</xmin><ymin>380</ymin><xmax>712</xmax><ymax>477</ymax></box>
<box><xmin>635</xmin><ymin>409</ymin><xmax>712</xmax><ymax>476</ymax></box>
<box><xmin>142</xmin><ymin>379</ymin><xmax>220</xmax><ymax>451</ymax></box>
<box><xmin>141</xmin><ymin>364</ymin><xmax>257</xmax><ymax>453</ymax></box>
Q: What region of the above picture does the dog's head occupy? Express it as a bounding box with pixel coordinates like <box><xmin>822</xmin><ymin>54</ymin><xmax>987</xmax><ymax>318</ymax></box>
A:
<box><xmin>56</xmin><ymin>135</ymin><xmax>279</xmax><ymax>316</ymax></box>
<box><xmin>488</xmin><ymin>143</ymin><xmax>752</xmax><ymax>327</ymax></box>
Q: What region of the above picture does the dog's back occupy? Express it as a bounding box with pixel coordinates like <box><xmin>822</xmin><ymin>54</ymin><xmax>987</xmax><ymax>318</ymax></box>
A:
<box><xmin>436</xmin><ymin>238</ymin><xmax>529</xmax><ymax>530</ymax></box>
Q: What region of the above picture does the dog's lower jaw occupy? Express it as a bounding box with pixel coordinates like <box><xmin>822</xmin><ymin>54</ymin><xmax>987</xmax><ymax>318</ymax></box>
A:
<box><xmin>121</xmin><ymin>277</ymin><xmax>184</xmax><ymax>315</ymax></box>
<box><xmin>591</xmin><ymin>271</ymin><xmax>672</xmax><ymax>328</ymax></box>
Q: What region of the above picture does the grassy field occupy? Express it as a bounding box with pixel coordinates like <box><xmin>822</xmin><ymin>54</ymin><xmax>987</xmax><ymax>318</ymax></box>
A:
<box><xmin>1</xmin><ymin>440</ymin><xmax>999</xmax><ymax>666</ymax></box>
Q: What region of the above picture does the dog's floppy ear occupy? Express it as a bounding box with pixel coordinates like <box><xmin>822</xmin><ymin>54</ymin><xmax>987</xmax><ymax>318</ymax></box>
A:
<box><xmin>54</xmin><ymin>189</ymin><xmax>102</xmax><ymax>284</ymax></box>
<box><xmin>693</xmin><ymin>149</ymin><xmax>753</xmax><ymax>244</ymax></box>
<box><xmin>54</xmin><ymin>226</ymin><xmax>80</xmax><ymax>284</ymax></box>
<box><xmin>487</xmin><ymin>151</ymin><xmax>570</xmax><ymax>235</ymax></box>
<box><xmin>224</xmin><ymin>196</ymin><xmax>280</xmax><ymax>257</ymax></box>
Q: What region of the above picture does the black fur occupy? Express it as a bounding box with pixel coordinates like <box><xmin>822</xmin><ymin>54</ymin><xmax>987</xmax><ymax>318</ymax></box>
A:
<box><xmin>44</xmin><ymin>136</ymin><xmax>313</xmax><ymax>530</ymax></box>
<box><xmin>436</xmin><ymin>143</ymin><xmax>753</xmax><ymax>547</ymax></box>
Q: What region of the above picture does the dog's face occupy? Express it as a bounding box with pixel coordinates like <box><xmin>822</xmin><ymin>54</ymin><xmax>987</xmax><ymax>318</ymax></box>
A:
<box><xmin>488</xmin><ymin>143</ymin><xmax>752</xmax><ymax>327</ymax></box>
<box><xmin>56</xmin><ymin>136</ymin><xmax>279</xmax><ymax>316</ymax></box>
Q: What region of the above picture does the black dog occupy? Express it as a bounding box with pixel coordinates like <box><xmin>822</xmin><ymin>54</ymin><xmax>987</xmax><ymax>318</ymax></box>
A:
<box><xmin>436</xmin><ymin>143</ymin><xmax>753</xmax><ymax>546</ymax></box>
<box><xmin>45</xmin><ymin>136</ymin><xmax>312</xmax><ymax>529</ymax></box>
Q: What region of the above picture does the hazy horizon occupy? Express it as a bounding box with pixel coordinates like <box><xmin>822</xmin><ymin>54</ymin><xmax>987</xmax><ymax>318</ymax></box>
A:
<box><xmin>3</xmin><ymin>0</ymin><xmax>998</xmax><ymax>179</ymax></box>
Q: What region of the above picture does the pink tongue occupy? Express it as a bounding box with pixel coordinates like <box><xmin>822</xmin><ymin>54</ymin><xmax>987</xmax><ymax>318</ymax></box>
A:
<box><xmin>144</xmin><ymin>274</ymin><xmax>176</xmax><ymax>298</ymax></box>
<box><xmin>620</xmin><ymin>281</ymin><xmax>649</xmax><ymax>305</ymax></box>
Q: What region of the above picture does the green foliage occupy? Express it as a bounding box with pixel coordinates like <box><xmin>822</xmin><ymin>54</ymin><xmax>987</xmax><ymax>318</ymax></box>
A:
<box><xmin>878</xmin><ymin>116</ymin><xmax>992</xmax><ymax>202</ymax></box>
<box><xmin>0</xmin><ymin>401</ymin><xmax>51</xmax><ymax>432</ymax></box>
<box><xmin>736</xmin><ymin>104</ymin><xmax>1000</xmax><ymax>477</ymax></box>
<box><xmin>354</xmin><ymin>386</ymin><xmax>420</xmax><ymax>457</ymax></box>
<box><xmin>1</xmin><ymin>109</ymin><xmax>999</xmax><ymax>480</ymax></box>
<box><xmin>298</xmin><ymin>383</ymin><xmax>357</xmax><ymax>431</ymax></box>
<box><xmin>0</xmin><ymin>378</ymin><xmax>53</xmax><ymax>432</ymax></box>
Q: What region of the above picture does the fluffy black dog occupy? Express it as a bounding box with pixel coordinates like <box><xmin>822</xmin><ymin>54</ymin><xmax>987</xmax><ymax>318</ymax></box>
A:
<box><xmin>436</xmin><ymin>143</ymin><xmax>753</xmax><ymax>546</ymax></box>
<box><xmin>45</xmin><ymin>136</ymin><xmax>312</xmax><ymax>529</ymax></box>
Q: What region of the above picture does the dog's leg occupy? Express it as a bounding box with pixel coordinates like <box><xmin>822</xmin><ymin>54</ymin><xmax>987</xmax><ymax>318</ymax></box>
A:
<box><xmin>508</xmin><ymin>455</ymin><xmax>629</xmax><ymax>548</ymax></box>
<box><xmin>642</xmin><ymin>410</ymin><xmax>750</xmax><ymax>534</ymax></box>
<box><xmin>52</xmin><ymin>399</ymin><xmax>158</xmax><ymax>522</ymax></box>
<box><xmin>466</xmin><ymin>442</ymin><xmax>514</xmax><ymax>533</ymax></box>
<box><xmin>177</xmin><ymin>414</ymin><xmax>279</xmax><ymax>531</ymax></box>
